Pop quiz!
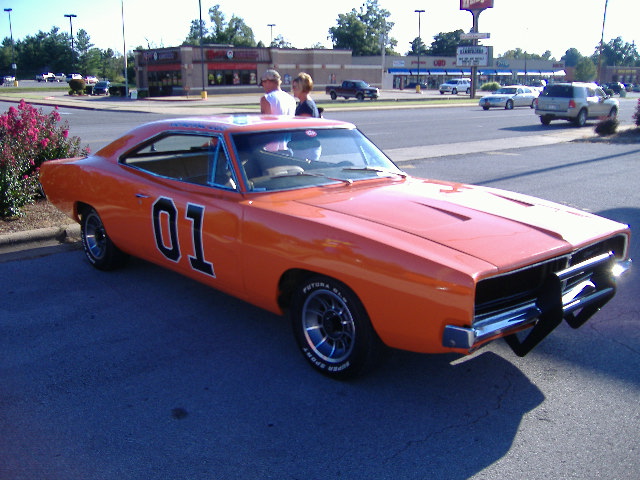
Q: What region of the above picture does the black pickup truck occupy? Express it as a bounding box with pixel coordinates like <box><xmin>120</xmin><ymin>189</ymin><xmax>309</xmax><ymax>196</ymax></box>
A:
<box><xmin>325</xmin><ymin>80</ymin><xmax>379</xmax><ymax>101</ymax></box>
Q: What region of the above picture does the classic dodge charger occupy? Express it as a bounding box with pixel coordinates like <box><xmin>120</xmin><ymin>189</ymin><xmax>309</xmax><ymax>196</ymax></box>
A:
<box><xmin>40</xmin><ymin>115</ymin><xmax>632</xmax><ymax>378</ymax></box>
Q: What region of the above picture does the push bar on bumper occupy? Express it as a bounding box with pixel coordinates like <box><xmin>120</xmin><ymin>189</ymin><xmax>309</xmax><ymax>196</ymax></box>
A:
<box><xmin>442</xmin><ymin>252</ymin><xmax>632</xmax><ymax>357</ymax></box>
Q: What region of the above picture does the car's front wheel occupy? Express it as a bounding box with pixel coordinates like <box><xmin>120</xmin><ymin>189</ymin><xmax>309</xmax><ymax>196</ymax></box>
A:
<box><xmin>505</xmin><ymin>100</ymin><xmax>514</xmax><ymax>110</ymax></box>
<box><xmin>291</xmin><ymin>275</ymin><xmax>384</xmax><ymax>379</ymax></box>
<box><xmin>608</xmin><ymin>107</ymin><xmax>618</xmax><ymax>119</ymax></box>
<box><xmin>81</xmin><ymin>207</ymin><xmax>127</xmax><ymax>270</ymax></box>
<box><xmin>329</xmin><ymin>91</ymin><xmax>337</xmax><ymax>100</ymax></box>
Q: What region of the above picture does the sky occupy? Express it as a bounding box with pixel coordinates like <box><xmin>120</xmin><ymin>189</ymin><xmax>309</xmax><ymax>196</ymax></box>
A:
<box><xmin>0</xmin><ymin>0</ymin><xmax>638</xmax><ymax>61</ymax></box>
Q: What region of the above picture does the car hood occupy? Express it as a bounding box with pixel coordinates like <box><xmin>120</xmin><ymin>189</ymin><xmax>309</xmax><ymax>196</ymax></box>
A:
<box><xmin>295</xmin><ymin>178</ymin><xmax>624</xmax><ymax>269</ymax></box>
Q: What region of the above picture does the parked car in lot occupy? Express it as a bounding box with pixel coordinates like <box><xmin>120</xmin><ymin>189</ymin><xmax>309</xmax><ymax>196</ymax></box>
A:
<box><xmin>603</xmin><ymin>82</ymin><xmax>625</xmax><ymax>95</ymax></box>
<box><xmin>92</xmin><ymin>80</ymin><xmax>111</xmax><ymax>95</ymax></box>
<box><xmin>39</xmin><ymin>115</ymin><xmax>632</xmax><ymax>378</ymax></box>
<box><xmin>54</xmin><ymin>73</ymin><xmax>66</xmax><ymax>82</ymax></box>
<box><xmin>479</xmin><ymin>85</ymin><xmax>539</xmax><ymax>110</ymax></box>
<box><xmin>2</xmin><ymin>75</ymin><xmax>15</xmax><ymax>86</ymax></box>
<box><xmin>36</xmin><ymin>72</ymin><xmax>55</xmax><ymax>82</ymax></box>
<box><xmin>534</xmin><ymin>82</ymin><xmax>618</xmax><ymax>127</ymax></box>
<box><xmin>325</xmin><ymin>80</ymin><xmax>379</xmax><ymax>101</ymax></box>
<box><xmin>85</xmin><ymin>75</ymin><xmax>98</xmax><ymax>85</ymax></box>
<box><xmin>66</xmin><ymin>73</ymin><xmax>83</xmax><ymax>82</ymax></box>
<box><xmin>439</xmin><ymin>78</ymin><xmax>471</xmax><ymax>95</ymax></box>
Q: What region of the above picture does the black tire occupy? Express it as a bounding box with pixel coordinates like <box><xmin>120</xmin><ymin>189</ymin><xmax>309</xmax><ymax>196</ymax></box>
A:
<box><xmin>329</xmin><ymin>91</ymin><xmax>337</xmax><ymax>100</ymax></box>
<box><xmin>465</xmin><ymin>88</ymin><xmax>470</xmax><ymax>94</ymax></box>
<box><xmin>291</xmin><ymin>275</ymin><xmax>384</xmax><ymax>379</ymax></box>
<box><xmin>482</xmin><ymin>105</ymin><xmax>490</xmax><ymax>110</ymax></box>
<box><xmin>452</xmin><ymin>88</ymin><xmax>458</xmax><ymax>95</ymax></box>
<box><xmin>574</xmin><ymin>109</ymin><xmax>587</xmax><ymax>127</ymax></box>
<box><xmin>81</xmin><ymin>207</ymin><xmax>127</xmax><ymax>270</ymax></box>
<box><xmin>356</xmin><ymin>92</ymin><xmax>364</xmax><ymax>101</ymax></box>
<box><xmin>505</xmin><ymin>100</ymin><xmax>514</xmax><ymax>110</ymax></box>
<box><xmin>540</xmin><ymin>115</ymin><xmax>552</xmax><ymax>126</ymax></box>
<box><xmin>608</xmin><ymin>107</ymin><xmax>618</xmax><ymax>119</ymax></box>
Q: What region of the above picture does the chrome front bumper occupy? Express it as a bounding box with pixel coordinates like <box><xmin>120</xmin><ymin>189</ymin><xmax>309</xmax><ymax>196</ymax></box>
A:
<box><xmin>443</xmin><ymin>254</ymin><xmax>632</xmax><ymax>356</ymax></box>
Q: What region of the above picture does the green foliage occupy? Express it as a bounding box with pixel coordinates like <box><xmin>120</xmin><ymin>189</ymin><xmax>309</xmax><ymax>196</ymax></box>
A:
<box><xmin>574</xmin><ymin>57</ymin><xmax>597</xmax><ymax>82</ymax></box>
<box><xmin>0</xmin><ymin>100</ymin><xmax>88</xmax><ymax>218</ymax></box>
<box><xmin>562</xmin><ymin>48</ymin><xmax>583</xmax><ymax>67</ymax></box>
<box><xmin>68</xmin><ymin>78</ymin><xmax>86</xmax><ymax>95</ymax></box>
<box><xmin>500</xmin><ymin>48</ymin><xmax>555</xmax><ymax>61</ymax></box>
<box><xmin>481</xmin><ymin>82</ymin><xmax>500</xmax><ymax>91</ymax></box>
<box><xmin>590</xmin><ymin>37</ymin><xmax>640</xmax><ymax>67</ymax></box>
<box><xmin>184</xmin><ymin>4</ymin><xmax>256</xmax><ymax>47</ymax></box>
<box><xmin>594</xmin><ymin>117</ymin><xmax>619</xmax><ymax>136</ymax></box>
<box><xmin>428</xmin><ymin>30</ymin><xmax>470</xmax><ymax>57</ymax></box>
<box><xmin>328</xmin><ymin>0</ymin><xmax>396</xmax><ymax>56</ymax></box>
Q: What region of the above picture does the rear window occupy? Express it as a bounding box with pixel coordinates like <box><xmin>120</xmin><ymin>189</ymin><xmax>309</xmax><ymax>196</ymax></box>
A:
<box><xmin>540</xmin><ymin>85</ymin><xmax>573</xmax><ymax>98</ymax></box>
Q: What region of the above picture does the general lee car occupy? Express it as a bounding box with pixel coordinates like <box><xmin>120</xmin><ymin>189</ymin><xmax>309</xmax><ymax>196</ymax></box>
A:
<box><xmin>40</xmin><ymin>115</ymin><xmax>632</xmax><ymax>379</ymax></box>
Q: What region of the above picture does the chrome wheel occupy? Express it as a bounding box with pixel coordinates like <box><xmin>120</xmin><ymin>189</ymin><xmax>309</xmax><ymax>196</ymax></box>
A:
<box><xmin>81</xmin><ymin>207</ymin><xmax>127</xmax><ymax>270</ymax></box>
<box><xmin>302</xmin><ymin>288</ymin><xmax>355</xmax><ymax>364</ymax></box>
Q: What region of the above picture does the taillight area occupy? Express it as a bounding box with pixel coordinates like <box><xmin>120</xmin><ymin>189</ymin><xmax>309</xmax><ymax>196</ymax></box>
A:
<box><xmin>569</xmin><ymin>99</ymin><xmax>577</xmax><ymax>109</ymax></box>
<box><xmin>534</xmin><ymin>98</ymin><xmax>538</xmax><ymax>108</ymax></box>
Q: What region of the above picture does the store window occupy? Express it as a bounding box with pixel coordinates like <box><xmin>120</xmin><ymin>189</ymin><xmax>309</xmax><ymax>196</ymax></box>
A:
<box><xmin>148</xmin><ymin>70</ymin><xmax>182</xmax><ymax>96</ymax></box>
<box><xmin>208</xmin><ymin>70</ymin><xmax>257</xmax><ymax>86</ymax></box>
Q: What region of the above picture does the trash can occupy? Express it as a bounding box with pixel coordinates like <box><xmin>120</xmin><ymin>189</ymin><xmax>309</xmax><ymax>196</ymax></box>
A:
<box><xmin>201</xmin><ymin>90</ymin><xmax>208</xmax><ymax>100</ymax></box>
<box><xmin>130</xmin><ymin>89</ymin><xmax>138</xmax><ymax>100</ymax></box>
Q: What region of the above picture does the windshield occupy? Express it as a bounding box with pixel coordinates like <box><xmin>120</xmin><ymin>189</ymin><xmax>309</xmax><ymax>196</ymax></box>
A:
<box><xmin>495</xmin><ymin>88</ymin><xmax>517</xmax><ymax>94</ymax></box>
<box><xmin>232</xmin><ymin>127</ymin><xmax>405</xmax><ymax>192</ymax></box>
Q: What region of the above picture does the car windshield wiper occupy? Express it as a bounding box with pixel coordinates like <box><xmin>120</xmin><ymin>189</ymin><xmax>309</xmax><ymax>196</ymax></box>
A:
<box><xmin>341</xmin><ymin>166</ymin><xmax>407</xmax><ymax>178</ymax></box>
<box><xmin>273</xmin><ymin>171</ymin><xmax>353</xmax><ymax>186</ymax></box>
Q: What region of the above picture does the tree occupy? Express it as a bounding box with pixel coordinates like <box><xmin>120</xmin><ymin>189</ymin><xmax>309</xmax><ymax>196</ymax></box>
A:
<box><xmin>500</xmin><ymin>48</ymin><xmax>556</xmax><ymax>61</ymax></box>
<box><xmin>428</xmin><ymin>30</ymin><xmax>470</xmax><ymax>57</ymax></box>
<box><xmin>562</xmin><ymin>48</ymin><xmax>583</xmax><ymax>67</ymax></box>
<box><xmin>407</xmin><ymin>37</ymin><xmax>428</xmax><ymax>56</ymax></box>
<box><xmin>328</xmin><ymin>0</ymin><xmax>396</xmax><ymax>56</ymax></box>
<box><xmin>270</xmin><ymin>35</ymin><xmax>292</xmax><ymax>49</ymax></box>
<box><xmin>184</xmin><ymin>4</ymin><xmax>255</xmax><ymax>47</ymax></box>
<box><xmin>574</xmin><ymin>56</ymin><xmax>597</xmax><ymax>82</ymax></box>
<box><xmin>592</xmin><ymin>37</ymin><xmax>640</xmax><ymax>67</ymax></box>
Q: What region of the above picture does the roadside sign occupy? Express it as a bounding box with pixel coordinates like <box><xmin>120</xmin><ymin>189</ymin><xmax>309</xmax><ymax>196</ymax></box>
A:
<box><xmin>457</xmin><ymin>46</ymin><xmax>490</xmax><ymax>67</ymax></box>
<box><xmin>460</xmin><ymin>32</ymin><xmax>490</xmax><ymax>40</ymax></box>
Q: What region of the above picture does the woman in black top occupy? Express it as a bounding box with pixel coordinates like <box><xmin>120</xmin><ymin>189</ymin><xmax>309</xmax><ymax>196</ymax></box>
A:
<box><xmin>292</xmin><ymin>72</ymin><xmax>320</xmax><ymax>117</ymax></box>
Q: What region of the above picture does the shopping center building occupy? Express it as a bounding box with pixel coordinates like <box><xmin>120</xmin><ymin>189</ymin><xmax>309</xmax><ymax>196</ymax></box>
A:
<box><xmin>133</xmin><ymin>44</ymin><xmax>637</xmax><ymax>96</ymax></box>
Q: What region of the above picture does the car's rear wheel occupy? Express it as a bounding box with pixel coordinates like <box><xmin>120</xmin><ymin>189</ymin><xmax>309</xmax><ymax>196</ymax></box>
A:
<box><xmin>452</xmin><ymin>88</ymin><xmax>458</xmax><ymax>95</ymax></box>
<box><xmin>482</xmin><ymin>105</ymin><xmax>490</xmax><ymax>110</ymax></box>
<box><xmin>540</xmin><ymin>115</ymin><xmax>552</xmax><ymax>125</ymax></box>
<box><xmin>290</xmin><ymin>275</ymin><xmax>384</xmax><ymax>379</ymax></box>
<box><xmin>505</xmin><ymin>100</ymin><xmax>514</xmax><ymax>110</ymax></box>
<box><xmin>574</xmin><ymin>109</ymin><xmax>587</xmax><ymax>127</ymax></box>
<box><xmin>608</xmin><ymin>107</ymin><xmax>618</xmax><ymax>119</ymax></box>
<box><xmin>81</xmin><ymin>207</ymin><xmax>127</xmax><ymax>270</ymax></box>
<box><xmin>330</xmin><ymin>91</ymin><xmax>337</xmax><ymax>100</ymax></box>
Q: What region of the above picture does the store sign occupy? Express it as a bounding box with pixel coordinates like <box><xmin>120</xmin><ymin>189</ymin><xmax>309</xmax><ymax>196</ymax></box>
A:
<box><xmin>460</xmin><ymin>0</ymin><xmax>494</xmax><ymax>10</ymax></box>
<box><xmin>460</xmin><ymin>32</ymin><xmax>490</xmax><ymax>40</ymax></box>
<box><xmin>457</xmin><ymin>46</ymin><xmax>489</xmax><ymax>67</ymax></box>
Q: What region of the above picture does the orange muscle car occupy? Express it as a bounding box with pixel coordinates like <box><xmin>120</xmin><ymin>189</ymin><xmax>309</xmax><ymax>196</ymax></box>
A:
<box><xmin>40</xmin><ymin>115</ymin><xmax>632</xmax><ymax>378</ymax></box>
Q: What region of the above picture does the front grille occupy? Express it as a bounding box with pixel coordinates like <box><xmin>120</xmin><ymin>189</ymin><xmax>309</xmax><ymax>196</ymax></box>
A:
<box><xmin>474</xmin><ymin>235</ymin><xmax>627</xmax><ymax>321</ymax></box>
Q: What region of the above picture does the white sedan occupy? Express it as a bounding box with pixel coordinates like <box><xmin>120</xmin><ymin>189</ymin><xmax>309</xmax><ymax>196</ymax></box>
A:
<box><xmin>479</xmin><ymin>85</ymin><xmax>539</xmax><ymax>110</ymax></box>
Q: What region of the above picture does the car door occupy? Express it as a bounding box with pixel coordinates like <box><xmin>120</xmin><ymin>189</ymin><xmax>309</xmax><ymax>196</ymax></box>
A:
<box><xmin>585</xmin><ymin>86</ymin><xmax>608</xmax><ymax>118</ymax></box>
<box><xmin>116</xmin><ymin>132</ymin><xmax>246</xmax><ymax>295</ymax></box>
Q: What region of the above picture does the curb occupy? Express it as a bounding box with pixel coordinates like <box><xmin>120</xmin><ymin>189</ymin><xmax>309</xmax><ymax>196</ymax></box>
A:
<box><xmin>0</xmin><ymin>223</ymin><xmax>81</xmax><ymax>251</ymax></box>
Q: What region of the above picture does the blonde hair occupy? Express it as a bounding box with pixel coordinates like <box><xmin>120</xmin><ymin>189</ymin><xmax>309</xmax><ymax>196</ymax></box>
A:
<box><xmin>293</xmin><ymin>72</ymin><xmax>313</xmax><ymax>93</ymax></box>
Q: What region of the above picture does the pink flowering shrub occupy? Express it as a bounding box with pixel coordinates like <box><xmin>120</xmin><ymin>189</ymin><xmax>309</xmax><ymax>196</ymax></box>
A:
<box><xmin>0</xmin><ymin>99</ymin><xmax>89</xmax><ymax>218</ymax></box>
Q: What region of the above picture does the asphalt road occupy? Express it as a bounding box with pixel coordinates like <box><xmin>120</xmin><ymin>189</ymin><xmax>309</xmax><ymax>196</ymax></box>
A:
<box><xmin>1</xmin><ymin>103</ymin><xmax>638</xmax><ymax>480</ymax></box>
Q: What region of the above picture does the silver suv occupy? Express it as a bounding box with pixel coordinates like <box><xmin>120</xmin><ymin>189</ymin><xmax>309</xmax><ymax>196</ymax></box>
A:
<box><xmin>439</xmin><ymin>78</ymin><xmax>471</xmax><ymax>95</ymax></box>
<box><xmin>534</xmin><ymin>82</ymin><xmax>618</xmax><ymax>127</ymax></box>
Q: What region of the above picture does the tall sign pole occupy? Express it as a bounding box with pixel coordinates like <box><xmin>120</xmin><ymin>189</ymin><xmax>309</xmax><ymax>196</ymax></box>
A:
<box><xmin>460</xmin><ymin>0</ymin><xmax>493</xmax><ymax>99</ymax></box>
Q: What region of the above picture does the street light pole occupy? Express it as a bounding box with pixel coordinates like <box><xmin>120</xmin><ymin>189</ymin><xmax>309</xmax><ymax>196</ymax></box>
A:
<box><xmin>198</xmin><ymin>0</ymin><xmax>207</xmax><ymax>99</ymax></box>
<box><xmin>3</xmin><ymin>8</ymin><xmax>16</xmax><ymax>84</ymax></box>
<box><xmin>64</xmin><ymin>14</ymin><xmax>77</xmax><ymax>70</ymax></box>
<box><xmin>267</xmin><ymin>24</ymin><xmax>275</xmax><ymax>46</ymax></box>
<box><xmin>414</xmin><ymin>9</ymin><xmax>425</xmax><ymax>93</ymax></box>
<box><xmin>121</xmin><ymin>0</ymin><xmax>129</xmax><ymax>97</ymax></box>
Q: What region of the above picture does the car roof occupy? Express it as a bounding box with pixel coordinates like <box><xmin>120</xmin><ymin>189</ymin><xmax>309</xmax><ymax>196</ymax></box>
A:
<box><xmin>95</xmin><ymin>115</ymin><xmax>355</xmax><ymax>157</ymax></box>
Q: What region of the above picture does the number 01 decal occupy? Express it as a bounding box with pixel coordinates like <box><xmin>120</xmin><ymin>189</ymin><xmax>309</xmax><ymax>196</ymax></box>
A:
<box><xmin>152</xmin><ymin>197</ymin><xmax>215</xmax><ymax>277</ymax></box>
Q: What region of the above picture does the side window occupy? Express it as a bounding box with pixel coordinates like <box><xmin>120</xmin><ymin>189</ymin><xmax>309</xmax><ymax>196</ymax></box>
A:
<box><xmin>121</xmin><ymin>133</ymin><xmax>238</xmax><ymax>190</ymax></box>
